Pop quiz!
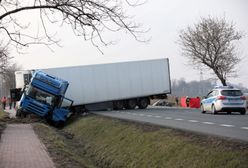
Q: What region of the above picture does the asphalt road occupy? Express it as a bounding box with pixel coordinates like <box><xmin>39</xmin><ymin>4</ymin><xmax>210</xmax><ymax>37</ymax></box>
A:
<box><xmin>93</xmin><ymin>106</ymin><xmax>248</xmax><ymax>142</ymax></box>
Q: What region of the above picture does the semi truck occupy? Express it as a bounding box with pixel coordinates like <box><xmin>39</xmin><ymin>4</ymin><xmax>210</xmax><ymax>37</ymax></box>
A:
<box><xmin>15</xmin><ymin>70</ymin><xmax>73</xmax><ymax>125</ymax></box>
<box><xmin>13</xmin><ymin>58</ymin><xmax>171</xmax><ymax>118</ymax></box>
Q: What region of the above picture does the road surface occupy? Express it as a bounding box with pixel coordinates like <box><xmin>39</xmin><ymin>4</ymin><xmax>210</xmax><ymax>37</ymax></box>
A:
<box><xmin>94</xmin><ymin>106</ymin><xmax>248</xmax><ymax>142</ymax></box>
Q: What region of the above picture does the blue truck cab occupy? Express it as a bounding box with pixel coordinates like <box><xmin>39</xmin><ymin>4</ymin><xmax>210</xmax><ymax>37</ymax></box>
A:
<box><xmin>17</xmin><ymin>70</ymin><xmax>73</xmax><ymax>124</ymax></box>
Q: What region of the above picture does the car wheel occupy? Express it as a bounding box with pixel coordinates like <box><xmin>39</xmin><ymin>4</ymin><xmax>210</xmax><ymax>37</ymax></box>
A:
<box><xmin>212</xmin><ymin>105</ymin><xmax>217</xmax><ymax>115</ymax></box>
<box><xmin>201</xmin><ymin>104</ymin><xmax>206</xmax><ymax>113</ymax></box>
<box><xmin>240</xmin><ymin>109</ymin><xmax>246</xmax><ymax>115</ymax></box>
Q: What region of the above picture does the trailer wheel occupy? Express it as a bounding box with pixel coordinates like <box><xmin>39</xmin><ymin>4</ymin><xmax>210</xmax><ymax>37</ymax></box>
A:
<box><xmin>114</xmin><ymin>100</ymin><xmax>124</xmax><ymax>110</ymax></box>
<box><xmin>138</xmin><ymin>98</ymin><xmax>149</xmax><ymax>109</ymax></box>
<box><xmin>125</xmin><ymin>99</ymin><xmax>137</xmax><ymax>109</ymax></box>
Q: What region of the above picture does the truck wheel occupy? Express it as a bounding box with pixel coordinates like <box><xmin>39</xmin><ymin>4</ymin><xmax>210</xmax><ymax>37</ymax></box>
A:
<box><xmin>54</xmin><ymin>120</ymin><xmax>65</xmax><ymax>128</ymax></box>
<box><xmin>125</xmin><ymin>99</ymin><xmax>137</xmax><ymax>109</ymax></box>
<box><xmin>16</xmin><ymin>109</ymin><xmax>21</xmax><ymax>117</ymax></box>
<box><xmin>20</xmin><ymin>111</ymin><xmax>27</xmax><ymax>118</ymax></box>
<box><xmin>138</xmin><ymin>98</ymin><xmax>149</xmax><ymax>109</ymax></box>
<box><xmin>114</xmin><ymin>100</ymin><xmax>124</xmax><ymax>110</ymax></box>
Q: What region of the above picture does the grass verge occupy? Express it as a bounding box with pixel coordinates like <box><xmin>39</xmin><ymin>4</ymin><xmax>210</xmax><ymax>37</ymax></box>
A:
<box><xmin>34</xmin><ymin>114</ymin><xmax>248</xmax><ymax>168</ymax></box>
<box><xmin>0</xmin><ymin>109</ymin><xmax>8</xmax><ymax>139</ymax></box>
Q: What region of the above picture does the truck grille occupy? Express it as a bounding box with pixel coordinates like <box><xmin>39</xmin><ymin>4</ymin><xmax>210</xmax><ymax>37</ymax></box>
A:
<box><xmin>25</xmin><ymin>101</ymin><xmax>50</xmax><ymax>117</ymax></box>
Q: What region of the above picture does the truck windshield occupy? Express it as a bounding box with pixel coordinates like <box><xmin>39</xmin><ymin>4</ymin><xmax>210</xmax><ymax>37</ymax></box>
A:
<box><xmin>26</xmin><ymin>86</ymin><xmax>58</xmax><ymax>106</ymax></box>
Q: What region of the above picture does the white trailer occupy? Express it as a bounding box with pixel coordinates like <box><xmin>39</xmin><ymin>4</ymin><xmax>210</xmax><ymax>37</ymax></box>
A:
<box><xmin>15</xmin><ymin>70</ymin><xmax>32</xmax><ymax>90</ymax></box>
<box><xmin>15</xmin><ymin>58</ymin><xmax>171</xmax><ymax>111</ymax></box>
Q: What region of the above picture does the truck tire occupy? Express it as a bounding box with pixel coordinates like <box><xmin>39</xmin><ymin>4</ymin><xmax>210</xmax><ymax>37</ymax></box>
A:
<box><xmin>114</xmin><ymin>100</ymin><xmax>124</xmax><ymax>110</ymax></box>
<box><xmin>20</xmin><ymin>111</ymin><xmax>27</xmax><ymax>118</ymax></box>
<box><xmin>125</xmin><ymin>99</ymin><xmax>137</xmax><ymax>109</ymax></box>
<box><xmin>16</xmin><ymin>109</ymin><xmax>22</xmax><ymax>117</ymax></box>
<box><xmin>54</xmin><ymin>120</ymin><xmax>65</xmax><ymax>128</ymax></box>
<box><xmin>138</xmin><ymin>98</ymin><xmax>149</xmax><ymax>109</ymax></box>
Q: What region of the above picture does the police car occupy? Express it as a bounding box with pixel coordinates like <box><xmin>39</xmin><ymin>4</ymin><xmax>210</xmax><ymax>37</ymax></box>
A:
<box><xmin>201</xmin><ymin>86</ymin><xmax>247</xmax><ymax>115</ymax></box>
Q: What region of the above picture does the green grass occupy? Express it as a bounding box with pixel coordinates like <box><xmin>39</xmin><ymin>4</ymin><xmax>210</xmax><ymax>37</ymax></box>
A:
<box><xmin>0</xmin><ymin>107</ymin><xmax>6</xmax><ymax>119</ymax></box>
<box><xmin>34</xmin><ymin>115</ymin><xmax>248</xmax><ymax>168</ymax></box>
<box><xmin>34</xmin><ymin>123</ymin><xmax>97</xmax><ymax>168</ymax></box>
<box><xmin>0</xmin><ymin>108</ymin><xmax>8</xmax><ymax>138</ymax></box>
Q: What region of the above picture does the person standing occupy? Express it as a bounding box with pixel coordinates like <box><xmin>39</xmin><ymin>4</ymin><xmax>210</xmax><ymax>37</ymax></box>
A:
<box><xmin>1</xmin><ymin>96</ymin><xmax>7</xmax><ymax>110</ymax></box>
<box><xmin>175</xmin><ymin>96</ymin><xmax>179</xmax><ymax>106</ymax></box>
<box><xmin>8</xmin><ymin>96</ymin><xmax>12</xmax><ymax>109</ymax></box>
<box><xmin>186</xmin><ymin>96</ymin><xmax>190</xmax><ymax>107</ymax></box>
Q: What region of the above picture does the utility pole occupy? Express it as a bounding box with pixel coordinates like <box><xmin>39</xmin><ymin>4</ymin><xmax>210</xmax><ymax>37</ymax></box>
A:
<box><xmin>199</xmin><ymin>69</ymin><xmax>203</xmax><ymax>96</ymax></box>
<box><xmin>200</xmin><ymin>69</ymin><xmax>203</xmax><ymax>81</ymax></box>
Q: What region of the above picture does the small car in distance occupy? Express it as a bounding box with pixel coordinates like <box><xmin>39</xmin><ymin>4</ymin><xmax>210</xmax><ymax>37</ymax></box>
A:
<box><xmin>201</xmin><ymin>86</ymin><xmax>246</xmax><ymax>115</ymax></box>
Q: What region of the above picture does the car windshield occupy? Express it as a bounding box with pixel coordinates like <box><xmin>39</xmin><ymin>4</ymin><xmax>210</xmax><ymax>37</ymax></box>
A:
<box><xmin>26</xmin><ymin>85</ymin><xmax>58</xmax><ymax>106</ymax></box>
<box><xmin>221</xmin><ymin>90</ymin><xmax>242</xmax><ymax>96</ymax></box>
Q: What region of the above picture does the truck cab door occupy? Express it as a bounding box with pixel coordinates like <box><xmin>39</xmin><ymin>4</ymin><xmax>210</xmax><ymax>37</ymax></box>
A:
<box><xmin>60</xmin><ymin>97</ymin><xmax>74</xmax><ymax>110</ymax></box>
<box><xmin>52</xmin><ymin>97</ymin><xmax>74</xmax><ymax>122</ymax></box>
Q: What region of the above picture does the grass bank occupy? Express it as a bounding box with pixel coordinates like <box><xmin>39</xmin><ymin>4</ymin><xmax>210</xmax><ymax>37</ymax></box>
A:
<box><xmin>0</xmin><ymin>109</ymin><xmax>7</xmax><ymax>138</ymax></box>
<box><xmin>34</xmin><ymin>114</ymin><xmax>248</xmax><ymax>168</ymax></box>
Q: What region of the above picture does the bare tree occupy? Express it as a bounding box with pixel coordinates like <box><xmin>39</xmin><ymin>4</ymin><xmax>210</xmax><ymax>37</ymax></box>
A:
<box><xmin>0</xmin><ymin>0</ymin><xmax>146</xmax><ymax>52</ymax></box>
<box><xmin>0</xmin><ymin>45</ymin><xmax>15</xmax><ymax>97</ymax></box>
<box><xmin>0</xmin><ymin>44</ymin><xmax>11</xmax><ymax>75</ymax></box>
<box><xmin>0</xmin><ymin>62</ymin><xmax>21</xmax><ymax>97</ymax></box>
<box><xmin>179</xmin><ymin>16</ymin><xmax>244</xmax><ymax>86</ymax></box>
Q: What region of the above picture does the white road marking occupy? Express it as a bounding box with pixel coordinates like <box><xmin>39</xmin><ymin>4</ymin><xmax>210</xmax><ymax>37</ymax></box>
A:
<box><xmin>122</xmin><ymin>112</ymin><xmax>242</xmax><ymax>131</ymax></box>
<box><xmin>202</xmin><ymin>122</ymin><xmax>215</xmax><ymax>125</ymax></box>
<box><xmin>175</xmin><ymin>118</ymin><xmax>184</xmax><ymax>121</ymax></box>
<box><xmin>220</xmin><ymin>124</ymin><xmax>234</xmax><ymax>128</ymax></box>
<box><xmin>188</xmin><ymin>120</ymin><xmax>199</xmax><ymax>123</ymax></box>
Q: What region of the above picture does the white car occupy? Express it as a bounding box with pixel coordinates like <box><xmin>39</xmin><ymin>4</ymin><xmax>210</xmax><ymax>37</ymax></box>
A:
<box><xmin>201</xmin><ymin>86</ymin><xmax>246</xmax><ymax>115</ymax></box>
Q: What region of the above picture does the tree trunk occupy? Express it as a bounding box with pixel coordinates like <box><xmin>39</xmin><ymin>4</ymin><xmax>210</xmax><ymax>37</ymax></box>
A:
<box><xmin>220</xmin><ymin>78</ymin><xmax>227</xmax><ymax>86</ymax></box>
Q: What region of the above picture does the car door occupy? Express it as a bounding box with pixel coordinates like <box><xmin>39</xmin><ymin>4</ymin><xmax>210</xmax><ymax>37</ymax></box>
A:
<box><xmin>202</xmin><ymin>91</ymin><xmax>214</xmax><ymax>111</ymax></box>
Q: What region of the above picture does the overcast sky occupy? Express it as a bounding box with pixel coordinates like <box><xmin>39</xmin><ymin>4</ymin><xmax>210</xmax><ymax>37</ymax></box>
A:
<box><xmin>12</xmin><ymin>0</ymin><xmax>248</xmax><ymax>88</ymax></box>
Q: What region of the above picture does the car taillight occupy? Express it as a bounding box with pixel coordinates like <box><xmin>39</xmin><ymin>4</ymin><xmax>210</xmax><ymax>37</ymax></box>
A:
<box><xmin>240</xmin><ymin>96</ymin><xmax>246</xmax><ymax>100</ymax></box>
<box><xmin>217</xmin><ymin>96</ymin><xmax>226</xmax><ymax>100</ymax></box>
